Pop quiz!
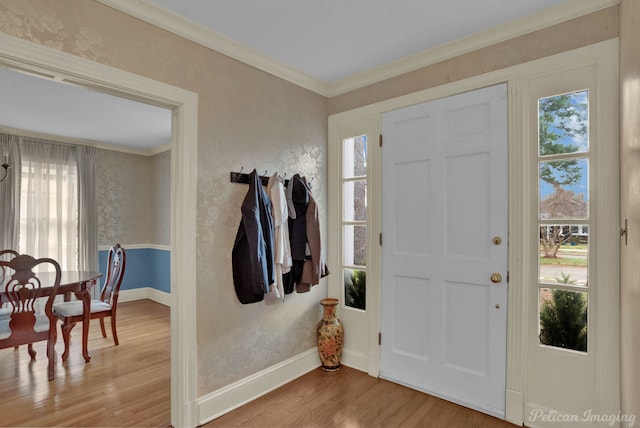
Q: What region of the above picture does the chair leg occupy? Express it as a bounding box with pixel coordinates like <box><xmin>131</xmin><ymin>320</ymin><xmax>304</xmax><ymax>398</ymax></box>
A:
<box><xmin>28</xmin><ymin>343</ymin><xmax>36</xmax><ymax>360</ymax></box>
<box><xmin>99</xmin><ymin>317</ymin><xmax>107</xmax><ymax>338</ymax></box>
<box><xmin>47</xmin><ymin>334</ymin><xmax>56</xmax><ymax>381</ymax></box>
<box><xmin>61</xmin><ymin>319</ymin><xmax>76</xmax><ymax>362</ymax></box>
<box><xmin>47</xmin><ymin>355</ymin><xmax>55</xmax><ymax>380</ymax></box>
<box><xmin>47</xmin><ymin>328</ymin><xmax>57</xmax><ymax>359</ymax></box>
<box><xmin>110</xmin><ymin>315</ymin><xmax>119</xmax><ymax>346</ymax></box>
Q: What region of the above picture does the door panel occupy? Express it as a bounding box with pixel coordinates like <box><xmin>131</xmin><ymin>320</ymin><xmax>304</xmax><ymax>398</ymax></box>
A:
<box><xmin>443</xmin><ymin>281</ymin><xmax>490</xmax><ymax>376</ymax></box>
<box><xmin>396</xmin><ymin>160</ymin><xmax>431</xmax><ymax>254</ymax></box>
<box><xmin>445</xmin><ymin>153</ymin><xmax>490</xmax><ymax>258</ymax></box>
<box><xmin>381</xmin><ymin>83</ymin><xmax>508</xmax><ymax>417</ymax></box>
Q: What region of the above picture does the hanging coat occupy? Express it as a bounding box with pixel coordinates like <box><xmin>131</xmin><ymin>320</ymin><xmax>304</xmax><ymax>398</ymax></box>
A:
<box><xmin>282</xmin><ymin>174</ymin><xmax>329</xmax><ymax>293</ymax></box>
<box><xmin>232</xmin><ymin>170</ymin><xmax>275</xmax><ymax>304</ymax></box>
<box><xmin>283</xmin><ymin>174</ymin><xmax>309</xmax><ymax>294</ymax></box>
<box><xmin>264</xmin><ymin>173</ymin><xmax>292</xmax><ymax>304</ymax></box>
<box><xmin>298</xmin><ymin>189</ymin><xmax>329</xmax><ymax>292</ymax></box>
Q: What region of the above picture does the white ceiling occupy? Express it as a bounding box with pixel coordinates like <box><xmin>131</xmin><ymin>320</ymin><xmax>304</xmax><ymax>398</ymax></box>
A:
<box><xmin>0</xmin><ymin>0</ymin><xmax>594</xmax><ymax>150</ymax></box>
<box><xmin>0</xmin><ymin>67</ymin><xmax>172</xmax><ymax>152</ymax></box>
<box><xmin>150</xmin><ymin>0</ymin><xmax>574</xmax><ymax>84</ymax></box>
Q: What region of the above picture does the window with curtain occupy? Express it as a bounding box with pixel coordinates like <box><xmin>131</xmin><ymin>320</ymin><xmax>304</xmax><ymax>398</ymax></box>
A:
<box><xmin>0</xmin><ymin>134</ymin><xmax>97</xmax><ymax>272</ymax></box>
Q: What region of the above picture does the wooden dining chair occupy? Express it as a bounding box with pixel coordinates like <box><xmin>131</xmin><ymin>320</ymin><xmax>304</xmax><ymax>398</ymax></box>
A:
<box><xmin>0</xmin><ymin>249</ymin><xmax>19</xmax><ymax>263</ymax></box>
<box><xmin>0</xmin><ymin>249</ymin><xmax>20</xmax><ymax>321</ymax></box>
<box><xmin>0</xmin><ymin>254</ymin><xmax>62</xmax><ymax>381</ymax></box>
<box><xmin>53</xmin><ymin>244</ymin><xmax>126</xmax><ymax>360</ymax></box>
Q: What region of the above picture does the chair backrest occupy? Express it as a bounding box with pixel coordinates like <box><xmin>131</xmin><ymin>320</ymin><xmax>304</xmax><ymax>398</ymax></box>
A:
<box><xmin>0</xmin><ymin>254</ymin><xmax>61</xmax><ymax>346</ymax></box>
<box><xmin>0</xmin><ymin>250</ymin><xmax>20</xmax><ymax>317</ymax></box>
<box><xmin>0</xmin><ymin>249</ymin><xmax>19</xmax><ymax>281</ymax></box>
<box><xmin>99</xmin><ymin>244</ymin><xmax>126</xmax><ymax>307</ymax></box>
<box><xmin>0</xmin><ymin>249</ymin><xmax>19</xmax><ymax>259</ymax></box>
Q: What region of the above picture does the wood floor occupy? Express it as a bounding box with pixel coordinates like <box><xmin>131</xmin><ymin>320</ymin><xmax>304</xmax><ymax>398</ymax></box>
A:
<box><xmin>0</xmin><ymin>299</ymin><xmax>518</xmax><ymax>427</ymax></box>
<box><xmin>0</xmin><ymin>299</ymin><xmax>171</xmax><ymax>427</ymax></box>
<box><xmin>205</xmin><ymin>367</ymin><xmax>517</xmax><ymax>428</ymax></box>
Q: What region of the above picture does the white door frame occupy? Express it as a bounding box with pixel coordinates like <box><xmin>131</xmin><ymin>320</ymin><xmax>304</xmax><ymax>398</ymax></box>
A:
<box><xmin>0</xmin><ymin>33</ymin><xmax>199</xmax><ymax>428</ymax></box>
<box><xmin>328</xmin><ymin>38</ymin><xmax>619</xmax><ymax>425</ymax></box>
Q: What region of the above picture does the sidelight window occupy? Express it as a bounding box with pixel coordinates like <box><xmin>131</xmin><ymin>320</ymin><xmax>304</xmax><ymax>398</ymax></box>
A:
<box><xmin>537</xmin><ymin>90</ymin><xmax>590</xmax><ymax>353</ymax></box>
<box><xmin>342</xmin><ymin>135</ymin><xmax>367</xmax><ymax>310</ymax></box>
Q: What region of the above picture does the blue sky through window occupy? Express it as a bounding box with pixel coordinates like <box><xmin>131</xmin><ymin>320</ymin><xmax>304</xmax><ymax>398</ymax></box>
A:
<box><xmin>538</xmin><ymin>90</ymin><xmax>589</xmax><ymax>202</ymax></box>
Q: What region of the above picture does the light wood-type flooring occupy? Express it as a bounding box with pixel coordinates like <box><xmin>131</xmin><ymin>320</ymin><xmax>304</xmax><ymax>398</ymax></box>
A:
<box><xmin>1</xmin><ymin>299</ymin><xmax>517</xmax><ymax>427</ymax></box>
<box><xmin>205</xmin><ymin>366</ymin><xmax>517</xmax><ymax>428</ymax></box>
<box><xmin>0</xmin><ymin>299</ymin><xmax>171</xmax><ymax>427</ymax></box>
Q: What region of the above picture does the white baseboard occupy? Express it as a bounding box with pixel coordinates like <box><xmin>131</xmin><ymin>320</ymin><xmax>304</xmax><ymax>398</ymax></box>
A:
<box><xmin>341</xmin><ymin>348</ymin><xmax>369</xmax><ymax>373</ymax></box>
<box><xmin>197</xmin><ymin>348</ymin><xmax>321</xmax><ymax>425</ymax></box>
<box><xmin>119</xmin><ymin>287</ymin><xmax>171</xmax><ymax>307</ymax></box>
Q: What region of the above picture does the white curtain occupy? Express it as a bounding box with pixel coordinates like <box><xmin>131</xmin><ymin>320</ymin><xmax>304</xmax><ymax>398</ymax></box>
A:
<box><xmin>1</xmin><ymin>134</ymin><xmax>97</xmax><ymax>272</ymax></box>
<box><xmin>76</xmin><ymin>145</ymin><xmax>97</xmax><ymax>273</ymax></box>
<box><xmin>0</xmin><ymin>134</ymin><xmax>21</xmax><ymax>251</ymax></box>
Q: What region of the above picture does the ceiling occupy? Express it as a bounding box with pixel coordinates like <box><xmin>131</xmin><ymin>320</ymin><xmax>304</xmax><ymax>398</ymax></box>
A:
<box><xmin>0</xmin><ymin>0</ymin><xmax>597</xmax><ymax>150</ymax></box>
<box><xmin>150</xmin><ymin>0</ymin><xmax>574</xmax><ymax>84</ymax></box>
<box><xmin>0</xmin><ymin>67</ymin><xmax>172</xmax><ymax>152</ymax></box>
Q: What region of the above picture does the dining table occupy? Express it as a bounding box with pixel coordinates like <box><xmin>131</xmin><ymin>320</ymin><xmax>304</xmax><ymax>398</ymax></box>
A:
<box><xmin>0</xmin><ymin>270</ymin><xmax>102</xmax><ymax>363</ymax></box>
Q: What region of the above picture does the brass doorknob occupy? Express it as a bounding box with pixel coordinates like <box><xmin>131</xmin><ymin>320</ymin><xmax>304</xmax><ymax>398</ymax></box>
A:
<box><xmin>491</xmin><ymin>273</ymin><xmax>502</xmax><ymax>283</ymax></box>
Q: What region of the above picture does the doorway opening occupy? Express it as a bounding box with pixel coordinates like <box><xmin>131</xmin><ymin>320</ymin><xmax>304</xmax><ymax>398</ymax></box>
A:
<box><xmin>0</xmin><ymin>33</ymin><xmax>198</xmax><ymax>428</ymax></box>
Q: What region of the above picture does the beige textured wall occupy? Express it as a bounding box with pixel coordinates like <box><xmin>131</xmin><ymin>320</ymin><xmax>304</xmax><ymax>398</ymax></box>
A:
<box><xmin>0</xmin><ymin>0</ymin><xmax>328</xmax><ymax>395</ymax></box>
<box><xmin>328</xmin><ymin>7</ymin><xmax>618</xmax><ymax>114</ymax></box>
<box><xmin>619</xmin><ymin>0</ymin><xmax>640</xmax><ymax>423</ymax></box>
<box><xmin>96</xmin><ymin>148</ymin><xmax>153</xmax><ymax>247</ymax></box>
<box><xmin>96</xmin><ymin>148</ymin><xmax>170</xmax><ymax>248</ymax></box>
<box><xmin>151</xmin><ymin>150</ymin><xmax>171</xmax><ymax>247</ymax></box>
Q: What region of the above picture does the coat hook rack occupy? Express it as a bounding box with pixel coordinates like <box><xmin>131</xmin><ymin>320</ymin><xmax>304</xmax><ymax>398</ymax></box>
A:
<box><xmin>230</xmin><ymin>168</ymin><xmax>294</xmax><ymax>187</ymax></box>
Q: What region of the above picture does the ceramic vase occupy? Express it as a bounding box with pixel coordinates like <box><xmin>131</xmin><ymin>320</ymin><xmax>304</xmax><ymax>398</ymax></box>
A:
<box><xmin>317</xmin><ymin>298</ymin><xmax>344</xmax><ymax>371</ymax></box>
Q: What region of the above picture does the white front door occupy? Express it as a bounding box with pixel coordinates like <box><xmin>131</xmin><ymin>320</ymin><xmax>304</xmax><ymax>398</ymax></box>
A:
<box><xmin>380</xmin><ymin>83</ymin><xmax>508</xmax><ymax>417</ymax></box>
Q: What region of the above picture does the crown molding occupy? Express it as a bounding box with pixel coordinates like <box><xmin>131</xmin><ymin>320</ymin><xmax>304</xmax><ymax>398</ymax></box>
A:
<box><xmin>0</xmin><ymin>125</ymin><xmax>170</xmax><ymax>156</ymax></box>
<box><xmin>327</xmin><ymin>0</ymin><xmax>619</xmax><ymax>96</ymax></box>
<box><xmin>96</xmin><ymin>0</ymin><xmax>330</xmax><ymax>96</ymax></box>
<box><xmin>97</xmin><ymin>0</ymin><xmax>619</xmax><ymax>98</ymax></box>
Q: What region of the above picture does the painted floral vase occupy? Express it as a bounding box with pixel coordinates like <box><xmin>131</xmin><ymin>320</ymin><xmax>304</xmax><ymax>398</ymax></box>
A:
<box><xmin>317</xmin><ymin>298</ymin><xmax>344</xmax><ymax>371</ymax></box>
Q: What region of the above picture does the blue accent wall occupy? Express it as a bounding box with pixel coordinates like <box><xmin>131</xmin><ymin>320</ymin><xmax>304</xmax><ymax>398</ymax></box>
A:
<box><xmin>98</xmin><ymin>247</ymin><xmax>170</xmax><ymax>293</ymax></box>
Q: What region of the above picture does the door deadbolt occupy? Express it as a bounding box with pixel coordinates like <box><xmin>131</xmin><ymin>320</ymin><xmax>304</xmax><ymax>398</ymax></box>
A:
<box><xmin>491</xmin><ymin>273</ymin><xmax>502</xmax><ymax>283</ymax></box>
<box><xmin>492</xmin><ymin>236</ymin><xmax>502</xmax><ymax>245</ymax></box>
